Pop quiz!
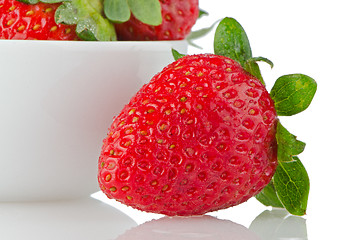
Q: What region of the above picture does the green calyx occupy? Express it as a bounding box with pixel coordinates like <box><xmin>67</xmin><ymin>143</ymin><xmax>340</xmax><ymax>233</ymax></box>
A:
<box><xmin>171</xmin><ymin>48</ymin><xmax>186</xmax><ymax>61</ymax></box>
<box><xmin>213</xmin><ymin>17</ymin><xmax>317</xmax><ymax>216</ymax></box>
<box><xmin>270</xmin><ymin>74</ymin><xmax>317</xmax><ymax>116</ymax></box>
<box><xmin>56</xmin><ymin>0</ymin><xmax>117</xmax><ymax>41</ymax></box>
<box><xmin>104</xmin><ymin>0</ymin><xmax>162</xmax><ymax>25</ymax></box>
<box><xmin>187</xmin><ymin>19</ymin><xmax>219</xmax><ymax>49</ymax></box>
<box><xmin>18</xmin><ymin>0</ymin><xmax>117</xmax><ymax>41</ymax></box>
<box><xmin>214</xmin><ymin>17</ymin><xmax>273</xmax><ymax>85</ymax></box>
<box><xmin>256</xmin><ymin>122</ymin><xmax>310</xmax><ymax>216</ymax></box>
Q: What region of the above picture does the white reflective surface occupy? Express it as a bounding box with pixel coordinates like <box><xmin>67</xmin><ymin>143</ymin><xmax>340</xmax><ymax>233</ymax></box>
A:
<box><xmin>0</xmin><ymin>197</ymin><xmax>137</xmax><ymax>240</ymax></box>
<box><xmin>115</xmin><ymin>209</ymin><xmax>307</xmax><ymax>240</ymax></box>
<box><xmin>0</xmin><ymin>195</ymin><xmax>308</xmax><ymax>240</ymax></box>
<box><xmin>249</xmin><ymin>209</ymin><xmax>307</xmax><ymax>240</ymax></box>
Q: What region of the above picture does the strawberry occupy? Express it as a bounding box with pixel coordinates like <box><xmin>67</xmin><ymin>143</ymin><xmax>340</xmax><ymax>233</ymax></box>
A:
<box><xmin>104</xmin><ymin>0</ymin><xmax>199</xmax><ymax>40</ymax></box>
<box><xmin>98</xmin><ymin>17</ymin><xmax>317</xmax><ymax>216</ymax></box>
<box><xmin>98</xmin><ymin>53</ymin><xmax>278</xmax><ymax>215</ymax></box>
<box><xmin>0</xmin><ymin>0</ymin><xmax>116</xmax><ymax>41</ymax></box>
<box><xmin>0</xmin><ymin>0</ymin><xmax>77</xmax><ymax>40</ymax></box>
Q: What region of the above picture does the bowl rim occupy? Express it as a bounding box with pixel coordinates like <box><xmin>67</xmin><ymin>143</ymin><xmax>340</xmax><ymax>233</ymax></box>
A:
<box><xmin>0</xmin><ymin>39</ymin><xmax>187</xmax><ymax>44</ymax></box>
<box><xmin>0</xmin><ymin>39</ymin><xmax>188</xmax><ymax>51</ymax></box>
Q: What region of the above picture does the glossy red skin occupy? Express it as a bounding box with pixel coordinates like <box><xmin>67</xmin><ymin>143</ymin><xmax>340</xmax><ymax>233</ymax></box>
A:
<box><xmin>98</xmin><ymin>54</ymin><xmax>278</xmax><ymax>216</ymax></box>
<box><xmin>115</xmin><ymin>0</ymin><xmax>199</xmax><ymax>40</ymax></box>
<box><xmin>0</xmin><ymin>0</ymin><xmax>78</xmax><ymax>40</ymax></box>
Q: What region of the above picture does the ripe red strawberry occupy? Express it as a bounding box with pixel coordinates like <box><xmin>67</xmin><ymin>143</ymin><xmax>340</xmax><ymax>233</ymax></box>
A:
<box><xmin>0</xmin><ymin>0</ymin><xmax>78</xmax><ymax>40</ymax></box>
<box><xmin>114</xmin><ymin>0</ymin><xmax>199</xmax><ymax>40</ymax></box>
<box><xmin>0</xmin><ymin>0</ymin><xmax>117</xmax><ymax>41</ymax></box>
<box><xmin>98</xmin><ymin>54</ymin><xmax>279</xmax><ymax>216</ymax></box>
<box><xmin>98</xmin><ymin>17</ymin><xmax>316</xmax><ymax>216</ymax></box>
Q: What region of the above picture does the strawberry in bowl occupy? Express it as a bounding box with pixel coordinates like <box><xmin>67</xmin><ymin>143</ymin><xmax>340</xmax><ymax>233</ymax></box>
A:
<box><xmin>0</xmin><ymin>0</ymin><xmax>116</xmax><ymax>40</ymax></box>
<box><xmin>0</xmin><ymin>0</ymin><xmax>198</xmax><ymax>201</ymax></box>
<box><xmin>1</xmin><ymin>0</ymin><xmax>199</xmax><ymax>41</ymax></box>
<box><xmin>110</xmin><ymin>0</ymin><xmax>199</xmax><ymax>40</ymax></box>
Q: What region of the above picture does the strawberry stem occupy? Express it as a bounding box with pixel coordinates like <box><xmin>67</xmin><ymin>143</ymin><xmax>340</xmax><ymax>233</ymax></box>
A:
<box><xmin>55</xmin><ymin>0</ymin><xmax>117</xmax><ymax>41</ymax></box>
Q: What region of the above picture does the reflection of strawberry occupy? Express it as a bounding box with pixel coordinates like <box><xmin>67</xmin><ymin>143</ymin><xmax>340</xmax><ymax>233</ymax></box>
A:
<box><xmin>98</xmin><ymin>54</ymin><xmax>278</xmax><ymax>216</ymax></box>
<box><xmin>0</xmin><ymin>0</ymin><xmax>78</xmax><ymax>40</ymax></box>
<box><xmin>115</xmin><ymin>0</ymin><xmax>199</xmax><ymax>40</ymax></box>
<box><xmin>116</xmin><ymin>215</ymin><xmax>259</xmax><ymax>240</ymax></box>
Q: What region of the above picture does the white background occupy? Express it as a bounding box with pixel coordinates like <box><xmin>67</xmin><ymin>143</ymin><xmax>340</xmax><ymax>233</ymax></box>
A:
<box><xmin>192</xmin><ymin>1</ymin><xmax>362</xmax><ymax>238</ymax></box>
<box><xmin>1</xmin><ymin>1</ymin><xmax>360</xmax><ymax>239</ymax></box>
<box><xmin>98</xmin><ymin>0</ymin><xmax>362</xmax><ymax>239</ymax></box>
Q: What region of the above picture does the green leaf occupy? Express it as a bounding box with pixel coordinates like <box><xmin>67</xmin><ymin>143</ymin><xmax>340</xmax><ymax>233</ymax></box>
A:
<box><xmin>276</xmin><ymin>122</ymin><xmax>306</xmax><ymax>162</ymax></box>
<box><xmin>273</xmin><ymin>122</ymin><xmax>309</xmax><ymax>216</ymax></box>
<box><xmin>270</xmin><ymin>74</ymin><xmax>317</xmax><ymax>116</ymax></box>
<box><xmin>172</xmin><ymin>49</ymin><xmax>186</xmax><ymax>61</ymax></box>
<box><xmin>255</xmin><ymin>181</ymin><xmax>284</xmax><ymax>208</ymax></box>
<box><xmin>187</xmin><ymin>20</ymin><xmax>219</xmax><ymax>49</ymax></box>
<box><xmin>188</xmin><ymin>20</ymin><xmax>219</xmax><ymax>42</ymax></box>
<box><xmin>86</xmin><ymin>0</ymin><xmax>103</xmax><ymax>13</ymax></box>
<box><xmin>55</xmin><ymin>2</ymin><xmax>78</xmax><ymax>25</ymax></box>
<box><xmin>273</xmin><ymin>156</ymin><xmax>310</xmax><ymax>216</ymax></box>
<box><xmin>244</xmin><ymin>57</ymin><xmax>273</xmax><ymax>86</ymax></box>
<box><xmin>214</xmin><ymin>17</ymin><xmax>252</xmax><ymax>67</ymax></box>
<box><xmin>55</xmin><ymin>0</ymin><xmax>117</xmax><ymax>41</ymax></box>
<box><xmin>213</xmin><ymin>17</ymin><xmax>270</xmax><ymax>85</ymax></box>
<box><xmin>104</xmin><ymin>0</ymin><xmax>130</xmax><ymax>23</ymax></box>
<box><xmin>198</xmin><ymin>9</ymin><xmax>208</xmax><ymax>19</ymax></box>
<box><xmin>244</xmin><ymin>60</ymin><xmax>265</xmax><ymax>85</ymax></box>
<box><xmin>256</xmin><ymin>122</ymin><xmax>309</xmax><ymax>215</ymax></box>
<box><xmin>75</xmin><ymin>16</ymin><xmax>98</xmax><ymax>41</ymax></box>
<box><xmin>247</xmin><ymin>57</ymin><xmax>274</xmax><ymax>69</ymax></box>
<box><xmin>128</xmin><ymin>0</ymin><xmax>162</xmax><ymax>26</ymax></box>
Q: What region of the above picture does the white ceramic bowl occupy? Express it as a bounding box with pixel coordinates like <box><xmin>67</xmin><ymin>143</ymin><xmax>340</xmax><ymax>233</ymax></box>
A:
<box><xmin>0</xmin><ymin>40</ymin><xmax>187</xmax><ymax>202</ymax></box>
